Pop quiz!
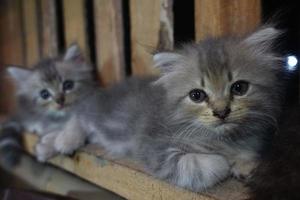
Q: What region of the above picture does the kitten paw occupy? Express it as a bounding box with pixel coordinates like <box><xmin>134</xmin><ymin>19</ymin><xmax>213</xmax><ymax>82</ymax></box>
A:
<box><xmin>158</xmin><ymin>152</ymin><xmax>230</xmax><ymax>191</ymax></box>
<box><xmin>54</xmin><ymin>130</ymin><xmax>85</xmax><ymax>155</ymax></box>
<box><xmin>35</xmin><ymin>133</ymin><xmax>57</xmax><ymax>162</ymax></box>
<box><xmin>231</xmin><ymin>159</ymin><xmax>257</xmax><ymax>181</ymax></box>
<box><xmin>54</xmin><ymin>135</ymin><xmax>75</xmax><ymax>155</ymax></box>
<box><xmin>35</xmin><ymin>143</ymin><xmax>56</xmax><ymax>162</ymax></box>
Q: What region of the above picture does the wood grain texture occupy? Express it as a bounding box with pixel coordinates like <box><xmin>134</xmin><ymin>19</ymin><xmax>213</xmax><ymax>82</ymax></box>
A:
<box><xmin>0</xmin><ymin>0</ymin><xmax>24</xmax><ymax>115</ymax></box>
<box><xmin>130</xmin><ymin>0</ymin><xmax>174</xmax><ymax>75</ymax></box>
<box><xmin>63</xmin><ymin>0</ymin><xmax>89</xmax><ymax>59</ymax></box>
<box><xmin>1</xmin><ymin>151</ymin><xmax>123</xmax><ymax>199</ymax></box>
<box><xmin>0</xmin><ymin>0</ymin><xmax>24</xmax><ymax>65</ymax></box>
<box><xmin>195</xmin><ymin>0</ymin><xmax>261</xmax><ymax>41</ymax></box>
<box><xmin>22</xmin><ymin>0</ymin><xmax>40</xmax><ymax>66</ymax></box>
<box><xmin>24</xmin><ymin>134</ymin><xmax>249</xmax><ymax>200</ymax></box>
<box><xmin>40</xmin><ymin>0</ymin><xmax>59</xmax><ymax>58</ymax></box>
<box><xmin>94</xmin><ymin>0</ymin><xmax>125</xmax><ymax>86</ymax></box>
<box><xmin>0</xmin><ymin>74</ymin><xmax>15</xmax><ymax>115</ymax></box>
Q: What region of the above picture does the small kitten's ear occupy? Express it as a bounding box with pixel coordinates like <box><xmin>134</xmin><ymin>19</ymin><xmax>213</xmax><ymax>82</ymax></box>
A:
<box><xmin>63</xmin><ymin>43</ymin><xmax>84</xmax><ymax>62</ymax></box>
<box><xmin>153</xmin><ymin>52</ymin><xmax>183</xmax><ymax>73</ymax></box>
<box><xmin>6</xmin><ymin>66</ymin><xmax>31</xmax><ymax>82</ymax></box>
<box><xmin>243</xmin><ymin>26</ymin><xmax>282</xmax><ymax>52</ymax></box>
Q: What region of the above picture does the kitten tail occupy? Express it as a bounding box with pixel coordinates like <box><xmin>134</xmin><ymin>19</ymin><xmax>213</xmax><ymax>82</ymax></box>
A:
<box><xmin>0</xmin><ymin>122</ymin><xmax>23</xmax><ymax>168</ymax></box>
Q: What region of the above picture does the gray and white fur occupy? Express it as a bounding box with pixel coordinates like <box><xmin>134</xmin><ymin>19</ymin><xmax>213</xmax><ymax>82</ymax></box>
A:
<box><xmin>35</xmin><ymin>27</ymin><xmax>283</xmax><ymax>192</ymax></box>
<box><xmin>0</xmin><ymin>122</ymin><xmax>23</xmax><ymax>168</ymax></box>
<box><xmin>4</xmin><ymin>44</ymin><xmax>95</xmax><ymax>161</ymax></box>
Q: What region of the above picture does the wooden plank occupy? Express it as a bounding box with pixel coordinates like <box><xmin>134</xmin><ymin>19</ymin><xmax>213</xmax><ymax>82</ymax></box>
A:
<box><xmin>0</xmin><ymin>0</ymin><xmax>25</xmax><ymax>65</ymax></box>
<box><xmin>0</xmin><ymin>71</ymin><xmax>14</xmax><ymax>115</ymax></box>
<box><xmin>195</xmin><ymin>0</ymin><xmax>261</xmax><ymax>41</ymax></box>
<box><xmin>62</xmin><ymin>0</ymin><xmax>89</xmax><ymax>59</ymax></box>
<box><xmin>159</xmin><ymin>0</ymin><xmax>174</xmax><ymax>51</ymax></box>
<box><xmin>24</xmin><ymin>135</ymin><xmax>214</xmax><ymax>200</ymax></box>
<box><xmin>24</xmin><ymin>134</ymin><xmax>249</xmax><ymax>200</ymax></box>
<box><xmin>1</xmin><ymin>152</ymin><xmax>124</xmax><ymax>199</ymax></box>
<box><xmin>40</xmin><ymin>0</ymin><xmax>59</xmax><ymax>58</ymax></box>
<box><xmin>130</xmin><ymin>0</ymin><xmax>174</xmax><ymax>75</ymax></box>
<box><xmin>94</xmin><ymin>0</ymin><xmax>125</xmax><ymax>86</ymax></box>
<box><xmin>22</xmin><ymin>0</ymin><xmax>40</xmax><ymax>66</ymax></box>
<box><xmin>0</xmin><ymin>0</ymin><xmax>24</xmax><ymax>115</ymax></box>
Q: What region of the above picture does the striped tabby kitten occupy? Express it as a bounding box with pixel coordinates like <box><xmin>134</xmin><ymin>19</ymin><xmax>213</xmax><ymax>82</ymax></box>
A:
<box><xmin>4</xmin><ymin>44</ymin><xmax>95</xmax><ymax>161</ymax></box>
<box><xmin>37</xmin><ymin>27</ymin><xmax>282</xmax><ymax>192</ymax></box>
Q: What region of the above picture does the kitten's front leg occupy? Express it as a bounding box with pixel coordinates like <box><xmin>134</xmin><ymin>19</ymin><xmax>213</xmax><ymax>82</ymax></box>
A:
<box><xmin>176</xmin><ymin>153</ymin><xmax>230</xmax><ymax>191</ymax></box>
<box><xmin>145</xmin><ymin>147</ymin><xmax>230</xmax><ymax>191</ymax></box>
<box><xmin>54</xmin><ymin>117</ymin><xmax>86</xmax><ymax>155</ymax></box>
<box><xmin>35</xmin><ymin>133</ymin><xmax>57</xmax><ymax>162</ymax></box>
<box><xmin>230</xmin><ymin>153</ymin><xmax>258</xmax><ymax>181</ymax></box>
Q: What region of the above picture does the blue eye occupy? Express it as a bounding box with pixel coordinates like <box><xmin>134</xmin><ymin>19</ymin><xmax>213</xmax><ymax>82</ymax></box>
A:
<box><xmin>189</xmin><ymin>89</ymin><xmax>207</xmax><ymax>103</ymax></box>
<box><xmin>63</xmin><ymin>80</ymin><xmax>74</xmax><ymax>91</ymax></box>
<box><xmin>40</xmin><ymin>89</ymin><xmax>51</xmax><ymax>99</ymax></box>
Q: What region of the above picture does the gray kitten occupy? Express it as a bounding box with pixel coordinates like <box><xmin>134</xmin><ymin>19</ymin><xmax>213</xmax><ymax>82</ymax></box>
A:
<box><xmin>39</xmin><ymin>27</ymin><xmax>282</xmax><ymax>192</ymax></box>
<box><xmin>5</xmin><ymin>44</ymin><xmax>95</xmax><ymax>161</ymax></box>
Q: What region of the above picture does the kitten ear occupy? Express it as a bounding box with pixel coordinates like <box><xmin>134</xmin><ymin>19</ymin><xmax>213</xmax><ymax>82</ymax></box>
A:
<box><xmin>153</xmin><ymin>52</ymin><xmax>183</xmax><ymax>73</ymax></box>
<box><xmin>243</xmin><ymin>26</ymin><xmax>282</xmax><ymax>52</ymax></box>
<box><xmin>63</xmin><ymin>43</ymin><xmax>84</xmax><ymax>62</ymax></box>
<box><xmin>6</xmin><ymin>66</ymin><xmax>31</xmax><ymax>83</ymax></box>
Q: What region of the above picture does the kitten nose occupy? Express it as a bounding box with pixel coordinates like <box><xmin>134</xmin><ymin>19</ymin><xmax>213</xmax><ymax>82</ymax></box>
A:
<box><xmin>213</xmin><ymin>107</ymin><xmax>231</xmax><ymax>119</ymax></box>
<box><xmin>56</xmin><ymin>96</ymin><xmax>65</xmax><ymax>106</ymax></box>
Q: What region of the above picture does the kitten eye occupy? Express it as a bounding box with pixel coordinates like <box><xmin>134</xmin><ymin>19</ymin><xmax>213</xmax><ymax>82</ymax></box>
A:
<box><xmin>63</xmin><ymin>80</ymin><xmax>74</xmax><ymax>91</ymax></box>
<box><xmin>40</xmin><ymin>89</ymin><xmax>51</xmax><ymax>100</ymax></box>
<box><xmin>231</xmin><ymin>80</ymin><xmax>249</xmax><ymax>96</ymax></box>
<box><xmin>189</xmin><ymin>89</ymin><xmax>207</xmax><ymax>103</ymax></box>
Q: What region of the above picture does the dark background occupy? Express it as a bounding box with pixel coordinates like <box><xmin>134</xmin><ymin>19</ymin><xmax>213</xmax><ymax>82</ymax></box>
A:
<box><xmin>173</xmin><ymin>0</ymin><xmax>299</xmax><ymax>104</ymax></box>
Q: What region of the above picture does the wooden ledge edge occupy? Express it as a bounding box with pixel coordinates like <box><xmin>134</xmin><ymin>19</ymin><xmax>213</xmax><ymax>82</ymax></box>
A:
<box><xmin>24</xmin><ymin>133</ymin><xmax>248</xmax><ymax>200</ymax></box>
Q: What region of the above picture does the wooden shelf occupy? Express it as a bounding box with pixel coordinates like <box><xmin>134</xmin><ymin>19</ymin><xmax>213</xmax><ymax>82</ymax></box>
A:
<box><xmin>24</xmin><ymin>134</ymin><xmax>248</xmax><ymax>200</ymax></box>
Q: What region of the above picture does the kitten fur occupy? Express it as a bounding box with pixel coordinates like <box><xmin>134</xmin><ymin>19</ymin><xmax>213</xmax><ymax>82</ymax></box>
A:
<box><xmin>0</xmin><ymin>122</ymin><xmax>23</xmax><ymax>168</ymax></box>
<box><xmin>3</xmin><ymin>44</ymin><xmax>95</xmax><ymax>162</ymax></box>
<box><xmin>248</xmin><ymin>103</ymin><xmax>300</xmax><ymax>200</ymax></box>
<box><xmin>37</xmin><ymin>26</ymin><xmax>283</xmax><ymax>192</ymax></box>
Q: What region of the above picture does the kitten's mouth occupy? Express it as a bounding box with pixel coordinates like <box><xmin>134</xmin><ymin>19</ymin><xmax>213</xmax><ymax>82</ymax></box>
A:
<box><xmin>213</xmin><ymin>120</ymin><xmax>238</xmax><ymax>131</ymax></box>
<box><xmin>47</xmin><ymin>109</ymin><xmax>66</xmax><ymax>117</ymax></box>
<box><xmin>213</xmin><ymin>117</ymin><xmax>227</xmax><ymax>124</ymax></box>
<box><xmin>56</xmin><ymin>103</ymin><xmax>70</xmax><ymax>110</ymax></box>
<box><xmin>57</xmin><ymin>105</ymin><xmax>65</xmax><ymax>110</ymax></box>
<box><xmin>211</xmin><ymin>118</ymin><xmax>234</xmax><ymax>128</ymax></box>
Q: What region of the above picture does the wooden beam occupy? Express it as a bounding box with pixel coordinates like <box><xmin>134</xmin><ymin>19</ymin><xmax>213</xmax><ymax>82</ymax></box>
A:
<box><xmin>22</xmin><ymin>0</ymin><xmax>40</xmax><ymax>67</ymax></box>
<box><xmin>130</xmin><ymin>0</ymin><xmax>174</xmax><ymax>75</ymax></box>
<box><xmin>62</xmin><ymin>0</ymin><xmax>89</xmax><ymax>59</ymax></box>
<box><xmin>195</xmin><ymin>0</ymin><xmax>261</xmax><ymax>41</ymax></box>
<box><xmin>0</xmin><ymin>0</ymin><xmax>25</xmax><ymax>65</ymax></box>
<box><xmin>0</xmin><ymin>152</ymin><xmax>124</xmax><ymax>199</ymax></box>
<box><xmin>0</xmin><ymin>0</ymin><xmax>24</xmax><ymax>115</ymax></box>
<box><xmin>24</xmin><ymin>134</ymin><xmax>248</xmax><ymax>200</ymax></box>
<box><xmin>40</xmin><ymin>0</ymin><xmax>59</xmax><ymax>58</ymax></box>
<box><xmin>94</xmin><ymin>0</ymin><xmax>125</xmax><ymax>86</ymax></box>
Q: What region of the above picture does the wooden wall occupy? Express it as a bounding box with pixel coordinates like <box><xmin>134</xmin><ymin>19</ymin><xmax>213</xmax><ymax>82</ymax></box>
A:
<box><xmin>0</xmin><ymin>0</ymin><xmax>261</xmax><ymax>115</ymax></box>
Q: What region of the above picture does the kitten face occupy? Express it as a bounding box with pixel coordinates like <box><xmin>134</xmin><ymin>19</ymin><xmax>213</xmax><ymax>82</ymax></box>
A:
<box><xmin>154</xmin><ymin>27</ymin><xmax>282</xmax><ymax>135</ymax></box>
<box><xmin>7</xmin><ymin>44</ymin><xmax>93</xmax><ymax>117</ymax></box>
